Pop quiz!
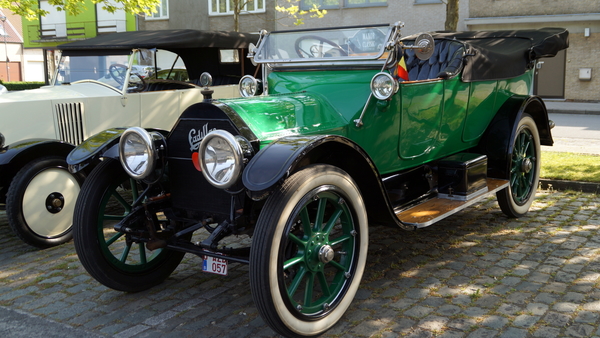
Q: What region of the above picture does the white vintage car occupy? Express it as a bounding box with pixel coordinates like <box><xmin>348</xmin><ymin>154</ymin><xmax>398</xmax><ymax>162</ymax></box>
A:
<box><xmin>0</xmin><ymin>29</ymin><xmax>257</xmax><ymax>248</ymax></box>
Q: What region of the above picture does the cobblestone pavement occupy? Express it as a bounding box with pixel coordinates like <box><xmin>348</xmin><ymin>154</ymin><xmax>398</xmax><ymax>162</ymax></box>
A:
<box><xmin>1</xmin><ymin>190</ymin><xmax>600</xmax><ymax>338</ymax></box>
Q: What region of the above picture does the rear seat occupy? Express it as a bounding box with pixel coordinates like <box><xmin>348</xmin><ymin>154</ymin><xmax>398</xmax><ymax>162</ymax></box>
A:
<box><xmin>404</xmin><ymin>40</ymin><xmax>465</xmax><ymax>81</ymax></box>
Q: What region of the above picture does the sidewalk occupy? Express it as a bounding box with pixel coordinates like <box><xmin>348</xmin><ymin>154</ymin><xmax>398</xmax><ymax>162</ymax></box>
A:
<box><xmin>544</xmin><ymin>100</ymin><xmax>600</xmax><ymax>115</ymax></box>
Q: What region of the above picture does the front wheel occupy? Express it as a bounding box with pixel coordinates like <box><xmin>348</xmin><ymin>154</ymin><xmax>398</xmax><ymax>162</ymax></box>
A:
<box><xmin>6</xmin><ymin>156</ymin><xmax>83</xmax><ymax>248</ymax></box>
<box><xmin>497</xmin><ymin>114</ymin><xmax>541</xmax><ymax>218</ymax></box>
<box><xmin>250</xmin><ymin>165</ymin><xmax>368</xmax><ymax>338</ymax></box>
<box><xmin>73</xmin><ymin>159</ymin><xmax>186</xmax><ymax>292</ymax></box>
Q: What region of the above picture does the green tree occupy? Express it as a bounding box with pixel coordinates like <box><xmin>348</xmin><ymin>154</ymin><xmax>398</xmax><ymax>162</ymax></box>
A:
<box><xmin>0</xmin><ymin>0</ymin><xmax>160</xmax><ymax>20</ymax></box>
<box><xmin>444</xmin><ymin>0</ymin><xmax>459</xmax><ymax>31</ymax></box>
<box><xmin>228</xmin><ymin>0</ymin><xmax>327</xmax><ymax>32</ymax></box>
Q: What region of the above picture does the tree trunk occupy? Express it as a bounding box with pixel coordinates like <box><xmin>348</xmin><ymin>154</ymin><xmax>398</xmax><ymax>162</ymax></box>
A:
<box><xmin>445</xmin><ymin>0</ymin><xmax>459</xmax><ymax>31</ymax></box>
<box><xmin>233</xmin><ymin>0</ymin><xmax>240</xmax><ymax>32</ymax></box>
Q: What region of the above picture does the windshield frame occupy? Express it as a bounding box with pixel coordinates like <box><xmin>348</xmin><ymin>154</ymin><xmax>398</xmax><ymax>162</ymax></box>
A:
<box><xmin>253</xmin><ymin>24</ymin><xmax>393</xmax><ymax>67</ymax></box>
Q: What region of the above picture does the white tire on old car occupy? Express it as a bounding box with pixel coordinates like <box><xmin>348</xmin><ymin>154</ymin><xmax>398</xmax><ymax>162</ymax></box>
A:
<box><xmin>6</xmin><ymin>156</ymin><xmax>83</xmax><ymax>248</ymax></box>
<box><xmin>250</xmin><ymin>164</ymin><xmax>368</xmax><ymax>338</ymax></box>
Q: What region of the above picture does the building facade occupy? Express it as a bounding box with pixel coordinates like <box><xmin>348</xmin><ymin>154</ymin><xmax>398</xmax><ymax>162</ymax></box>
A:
<box><xmin>467</xmin><ymin>0</ymin><xmax>600</xmax><ymax>101</ymax></box>
<box><xmin>21</xmin><ymin>0</ymin><xmax>138</xmax><ymax>82</ymax></box>
<box><xmin>0</xmin><ymin>9</ymin><xmax>24</xmax><ymax>82</ymax></box>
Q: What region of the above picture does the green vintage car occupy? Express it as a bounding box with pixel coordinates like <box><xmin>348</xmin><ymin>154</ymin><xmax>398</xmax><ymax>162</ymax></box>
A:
<box><xmin>67</xmin><ymin>22</ymin><xmax>568</xmax><ymax>337</ymax></box>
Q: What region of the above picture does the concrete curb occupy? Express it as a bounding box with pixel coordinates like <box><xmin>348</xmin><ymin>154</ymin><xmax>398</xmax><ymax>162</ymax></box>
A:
<box><xmin>539</xmin><ymin>178</ymin><xmax>600</xmax><ymax>194</ymax></box>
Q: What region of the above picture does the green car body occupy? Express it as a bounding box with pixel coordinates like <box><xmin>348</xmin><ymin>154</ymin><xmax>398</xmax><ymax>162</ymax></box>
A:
<box><xmin>67</xmin><ymin>22</ymin><xmax>569</xmax><ymax>338</ymax></box>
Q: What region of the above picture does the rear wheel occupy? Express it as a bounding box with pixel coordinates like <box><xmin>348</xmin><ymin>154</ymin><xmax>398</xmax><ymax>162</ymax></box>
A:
<box><xmin>73</xmin><ymin>159</ymin><xmax>185</xmax><ymax>292</ymax></box>
<box><xmin>250</xmin><ymin>165</ymin><xmax>368</xmax><ymax>337</ymax></box>
<box><xmin>497</xmin><ymin>114</ymin><xmax>541</xmax><ymax>218</ymax></box>
<box><xmin>6</xmin><ymin>156</ymin><xmax>83</xmax><ymax>248</ymax></box>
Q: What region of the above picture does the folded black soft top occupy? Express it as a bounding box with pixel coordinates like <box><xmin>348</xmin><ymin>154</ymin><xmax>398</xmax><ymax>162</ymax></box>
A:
<box><xmin>402</xmin><ymin>27</ymin><xmax>569</xmax><ymax>82</ymax></box>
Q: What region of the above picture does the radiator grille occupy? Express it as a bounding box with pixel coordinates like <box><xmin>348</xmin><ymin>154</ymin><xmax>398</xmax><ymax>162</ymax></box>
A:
<box><xmin>55</xmin><ymin>102</ymin><xmax>85</xmax><ymax>145</ymax></box>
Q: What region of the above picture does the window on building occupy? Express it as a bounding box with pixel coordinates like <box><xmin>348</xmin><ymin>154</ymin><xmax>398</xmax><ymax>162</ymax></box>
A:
<box><xmin>209</xmin><ymin>0</ymin><xmax>266</xmax><ymax>16</ymax></box>
<box><xmin>414</xmin><ymin>0</ymin><xmax>443</xmax><ymax>4</ymax></box>
<box><xmin>301</xmin><ymin>0</ymin><xmax>386</xmax><ymax>8</ymax></box>
<box><xmin>301</xmin><ymin>0</ymin><xmax>340</xmax><ymax>9</ymax></box>
<box><xmin>0</xmin><ymin>26</ymin><xmax>6</xmax><ymax>36</ymax></box>
<box><xmin>344</xmin><ymin>0</ymin><xmax>387</xmax><ymax>7</ymax></box>
<box><xmin>147</xmin><ymin>0</ymin><xmax>169</xmax><ymax>20</ymax></box>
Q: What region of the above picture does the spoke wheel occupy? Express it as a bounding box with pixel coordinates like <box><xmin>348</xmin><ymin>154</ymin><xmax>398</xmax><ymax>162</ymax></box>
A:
<box><xmin>250</xmin><ymin>165</ymin><xmax>368</xmax><ymax>338</ymax></box>
<box><xmin>73</xmin><ymin>159</ymin><xmax>186</xmax><ymax>292</ymax></box>
<box><xmin>497</xmin><ymin>114</ymin><xmax>541</xmax><ymax>218</ymax></box>
<box><xmin>6</xmin><ymin>156</ymin><xmax>83</xmax><ymax>248</ymax></box>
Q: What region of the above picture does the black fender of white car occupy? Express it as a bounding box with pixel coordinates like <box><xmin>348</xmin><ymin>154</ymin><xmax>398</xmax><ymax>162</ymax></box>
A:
<box><xmin>66</xmin><ymin>127</ymin><xmax>168</xmax><ymax>174</ymax></box>
<box><xmin>477</xmin><ymin>95</ymin><xmax>553</xmax><ymax>180</ymax></box>
<box><xmin>242</xmin><ymin>134</ymin><xmax>413</xmax><ymax>229</ymax></box>
<box><xmin>0</xmin><ymin>138</ymin><xmax>75</xmax><ymax>202</ymax></box>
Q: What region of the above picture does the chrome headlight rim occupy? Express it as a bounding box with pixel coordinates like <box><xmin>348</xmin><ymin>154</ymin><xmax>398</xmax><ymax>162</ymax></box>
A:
<box><xmin>370</xmin><ymin>72</ymin><xmax>398</xmax><ymax>101</ymax></box>
<box><xmin>199</xmin><ymin>130</ymin><xmax>245</xmax><ymax>189</ymax></box>
<box><xmin>119</xmin><ymin>127</ymin><xmax>157</xmax><ymax>180</ymax></box>
<box><xmin>239</xmin><ymin>75</ymin><xmax>262</xmax><ymax>97</ymax></box>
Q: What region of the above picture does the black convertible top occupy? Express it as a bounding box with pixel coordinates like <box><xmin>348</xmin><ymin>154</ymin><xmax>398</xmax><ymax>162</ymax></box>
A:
<box><xmin>59</xmin><ymin>29</ymin><xmax>258</xmax><ymax>51</ymax></box>
<box><xmin>402</xmin><ymin>27</ymin><xmax>569</xmax><ymax>82</ymax></box>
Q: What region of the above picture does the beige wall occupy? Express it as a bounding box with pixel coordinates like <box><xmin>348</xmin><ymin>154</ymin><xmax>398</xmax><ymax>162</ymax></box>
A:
<box><xmin>470</xmin><ymin>0</ymin><xmax>599</xmax><ymax>17</ymax></box>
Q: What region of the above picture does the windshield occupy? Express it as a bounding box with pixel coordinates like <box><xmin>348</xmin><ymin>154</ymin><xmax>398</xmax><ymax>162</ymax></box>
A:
<box><xmin>254</xmin><ymin>25</ymin><xmax>391</xmax><ymax>63</ymax></box>
<box><xmin>53</xmin><ymin>49</ymin><xmax>185</xmax><ymax>90</ymax></box>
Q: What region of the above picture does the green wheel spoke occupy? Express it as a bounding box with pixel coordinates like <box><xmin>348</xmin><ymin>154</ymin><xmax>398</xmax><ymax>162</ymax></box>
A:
<box><xmin>105</xmin><ymin>231</ymin><xmax>125</xmax><ymax>246</ymax></box>
<box><xmin>314</xmin><ymin>197</ymin><xmax>327</xmax><ymax>232</ymax></box>
<box><xmin>103</xmin><ymin>215</ymin><xmax>126</xmax><ymax>221</ymax></box>
<box><xmin>284</xmin><ymin>255</ymin><xmax>305</xmax><ymax>270</ymax></box>
<box><xmin>304</xmin><ymin>272</ymin><xmax>315</xmax><ymax>307</ymax></box>
<box><xmin>316</xmin><ymin>271</ymin><xmax>331</xmax><ymax>297</ymax></box>
<box><xmin>323</xmin><ymin>205</ymin><xmax>343</xmax><ymax>235</ymax></box>
<box><xmin>288</xmin><ymin>265</ymin><xmax>307</xmax><ymax>298</ymax></box>
<box><xmin>120</xmin><ymin>242</ymin><xmax>132</xmax><ymax>263</ymax></box>
<box><xmin>300</xmin><ymin>207</ymin><xmax>313</xmax><ymax>236</ymax></box>
<box><xmin>111</xmin><ymin>190</ymin><xmax>132</xmax><ymax>213</ymax></box>
<box><xmin>329</xmin><ymin>233</ymin><xmax>352</xmax><ymax>247</ymax></box>
<box><xmin>288</xmin><ymin>233</ymin><xmax>306</xmax><ymax>248</ymax></box>
<box><xmin>328</xmin><ymin>259</ymin><xmax>346</xmax><ymax>272</ymax></box>
<box><xmin>130</xmin><ymin>179</ymin><xmax>139</xmax><ymax>201</ymax></box>
<box><xmin>139</xmin><ymin>243</ymin><xmax>147</xmax><ymax>264</ymax></box>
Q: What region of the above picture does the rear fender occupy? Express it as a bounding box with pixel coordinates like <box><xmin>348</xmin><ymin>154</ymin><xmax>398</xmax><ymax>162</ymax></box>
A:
<box><xmin>478</xmin><ymin>95</ymin><xmax>552</xmax><ymax>179</ymax></box>
<box><xmin>0</xmin><ymin>139</ymin><xmax>75</xmax><ymax>202</ymax></box>
<box><xmin>242</xmin><ymin>135</ymin><xmax>412</xmax><ymax>229</ymax></box>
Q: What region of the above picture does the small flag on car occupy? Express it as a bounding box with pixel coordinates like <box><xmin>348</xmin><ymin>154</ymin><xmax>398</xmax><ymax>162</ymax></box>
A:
<box><xmin>393</xmin><ymin>56</ymin><xmax>409</xmax><ymax>81</ymax></box>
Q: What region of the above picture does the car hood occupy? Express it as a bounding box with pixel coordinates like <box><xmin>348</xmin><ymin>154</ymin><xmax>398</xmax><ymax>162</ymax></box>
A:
<box><xmin>0</xmin><ymin>83</ymin><xmax>119</xmax><ymax>103</ymax></box>
<box><xmin>220</xmin><ymin>92</ymin><xmax>349</xmax><ymax>143</ymax></box>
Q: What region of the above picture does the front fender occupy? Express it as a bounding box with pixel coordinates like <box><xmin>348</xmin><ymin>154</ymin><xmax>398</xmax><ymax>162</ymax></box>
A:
<box><xmin>242</xmin><ymin>134</ymin><xmax>412</xmax><ymax>229</ymax></box>
<box><xmin>67</xmin><ymin>127</ymin><xmax>171</xmax><ymax>174</ymax></box>
<box><xmin>66</xmin><ymin>128</ymin><xmax>126</xmax><ymax>173</ymax></box>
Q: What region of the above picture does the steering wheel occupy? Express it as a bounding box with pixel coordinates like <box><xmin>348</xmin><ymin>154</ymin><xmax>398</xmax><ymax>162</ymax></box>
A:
<box><xmin>294</xmin><ymin>35</ymin><xmax>348</xmax><ymax>58</ymax></box>
<box><xmin>108</xmin><ymin>64</ymin><xmax>128</xmax><ymax>85</ymax></box>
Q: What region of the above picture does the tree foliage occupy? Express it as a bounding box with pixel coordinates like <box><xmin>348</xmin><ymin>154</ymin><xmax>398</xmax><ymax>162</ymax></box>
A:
<box><xmin>0</xmin><ymin>0</ymin><xmax>161</xmax><ymax>20</ymax></box>
<box><xmin>275</xmin><ymin>0</ymin><xmax>327</xmax><ymax>26</ymax></box>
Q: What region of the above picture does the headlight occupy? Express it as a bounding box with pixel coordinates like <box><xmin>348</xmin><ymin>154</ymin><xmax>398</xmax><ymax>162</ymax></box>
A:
<box><xmin>0</xmin><ymin>132</ymin><xmax>4</xmax><ymax>148</ymax></box>
<box><xmin>370</xmin><ymin>72</ymin><xmax>398</xmax><ymax>101</ymax></box>
<box><xmin>239</xmin><ymin>75</ymin><xmax>263</xmax><ymax>97</ymax></box>
<box><xmin>119</xmin><ymin>127</ymin><xmax>164</xmax><ymax>181</ymax></box>
<box><xmin>199</xmin><ymin>130</ymin><xmax>247</xmax><ymax>189</ymax></box>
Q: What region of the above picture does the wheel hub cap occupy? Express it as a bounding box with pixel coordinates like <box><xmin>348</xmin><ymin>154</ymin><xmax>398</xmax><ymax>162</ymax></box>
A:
<box><xmin>318</xmin><ymin>245</ymin><xmax>335</xmax><ymax>264</ymax></box>
<box><xmin>521</xmin><ymin>158</ymin><xmax>533</xmax><ymax>174</ymax></box>
<box><xmin>45</xmin><ymin>192</ymin><xmax>64</xmax><ymax>214</ymax></box>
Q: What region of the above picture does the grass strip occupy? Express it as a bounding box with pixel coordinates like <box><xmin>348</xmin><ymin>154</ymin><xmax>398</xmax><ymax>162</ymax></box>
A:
<box><xmin>541</xmin><ymin>151</ymin><xmax>600</xmax><ymax>183</ymax></box>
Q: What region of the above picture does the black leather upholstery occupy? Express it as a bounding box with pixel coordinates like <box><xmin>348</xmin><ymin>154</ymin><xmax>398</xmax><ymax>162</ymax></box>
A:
<box><xmin>404</xmin><ymin>40</ymin><xmax>465</xmax><ymax>81</ymax></box>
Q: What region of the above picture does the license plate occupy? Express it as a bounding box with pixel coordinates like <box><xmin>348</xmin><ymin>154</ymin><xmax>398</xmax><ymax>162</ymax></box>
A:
<box><xmin>202</xmin><ymin>254</ymin><xmax>228</xmax><ymax>276</ymax></box>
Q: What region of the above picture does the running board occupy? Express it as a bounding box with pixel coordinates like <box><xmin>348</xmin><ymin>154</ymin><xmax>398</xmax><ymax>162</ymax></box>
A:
<box><xmin>396</xmin><ymin>178</ymin><xmax>509</xmax><ymax>228</ymax></box>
